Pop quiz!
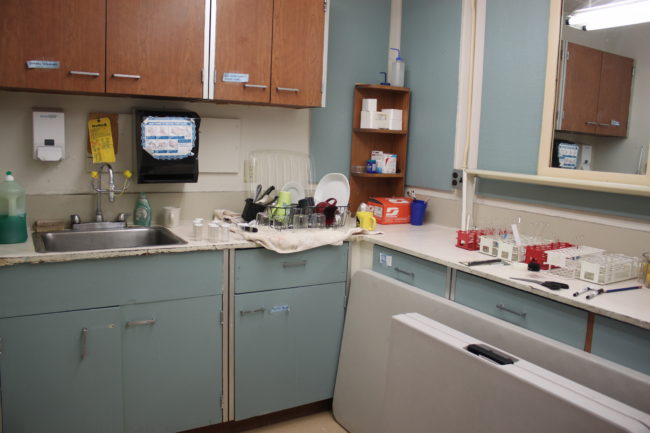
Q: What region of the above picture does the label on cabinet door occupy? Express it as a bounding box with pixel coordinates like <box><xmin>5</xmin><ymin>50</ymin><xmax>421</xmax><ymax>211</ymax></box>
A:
<box><xmin>26</xmin><ymin>60</ymin><xmax>60</xmax><ymax>69</ymax></box>
<box><xmin>222</xmin><ymin>73</ymin><xmax>249</xmax><ymax>83</ymax></box>
<box><xmin>270</xmin><ymin>305</ymin><xmax>290</xmax><ymax>314</ymax></box>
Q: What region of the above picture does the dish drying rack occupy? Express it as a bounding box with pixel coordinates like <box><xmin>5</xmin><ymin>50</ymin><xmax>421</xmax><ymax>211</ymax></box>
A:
<box><xmin>260</xmin><ymin>204</ymin><xmax>350</xmax><ymax>230</ymax></box>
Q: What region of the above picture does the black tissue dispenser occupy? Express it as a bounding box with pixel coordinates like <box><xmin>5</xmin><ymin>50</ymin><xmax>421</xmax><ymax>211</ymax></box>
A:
<box><xmin>134</xmin><ymin>109</ymin><xmax>201</xmax><ymax>183</ymax></box>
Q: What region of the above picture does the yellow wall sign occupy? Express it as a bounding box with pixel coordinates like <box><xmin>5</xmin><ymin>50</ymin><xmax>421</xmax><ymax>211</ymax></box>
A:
<box><xmin>88</xmin><ymin>117</ymin><xmax>116</xmax><ymax>163</ymax></box>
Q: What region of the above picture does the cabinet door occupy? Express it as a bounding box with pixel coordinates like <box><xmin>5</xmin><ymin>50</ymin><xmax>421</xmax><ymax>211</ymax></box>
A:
<box><xmin>591</xmin><ymin>315</ymin><xmax>650</xmax><ymax>375</ymax></box>
<box><xmin>270</xmin><ymin>0</ymin><xmax>325</xmax><ymax>107</ymax></box>
<box><xmin>0</xmin><ymin>308</ymin><xmax>122</xmax><ymax>433</ymax></box>
<box><xmin>234</xmin><ymin>283</ymin><xmax>345</xmax><ymax>420</ymax></box>
<box><xmin>0</xmin><ymin>0</ymin><xmax>105</xmax><ymax>93</ymax></box>
<box><xmin>122</xmin><ymin>296</ymin><xmax>222</xmax><ymax>433</ymax></box>
<box><xmin>214</xmin><ymin>0</ymin><xmax>273</xmax><ymax>103</ymax></box>
<box><xmin>106</xmin><ymin>0</ymin><xmax>205</xmax><ymax>98</ymax></box>
<box><xmin>560</xmin><ymin>42</ymin><xmax>601</xmax><ymax>134</ymax></box>
<box><xmin>596</xmin><ymin>52</ymin><xmax>633</xmax><ymax>137</ymax></box>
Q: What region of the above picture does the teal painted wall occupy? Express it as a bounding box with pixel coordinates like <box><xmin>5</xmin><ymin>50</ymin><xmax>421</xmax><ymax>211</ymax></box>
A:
<box><xmin>310</xmin><ymin>0</ymin><xmax>391</xmax><ymax>180</ymax></box>
<box><xmin>478</xmin><ymin>0</ymin><xmax>549</xmax><ymax>174</ymax></box>
<box><xmin>402</xmin><ymin>0</ymin><xmax>462</xmax><ymax>191</ymax></box>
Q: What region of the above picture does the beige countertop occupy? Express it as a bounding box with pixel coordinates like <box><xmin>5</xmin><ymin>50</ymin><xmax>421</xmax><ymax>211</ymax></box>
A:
<box><xmin>357</xmin><ymin>223</ymin><xmax>650</xmax><ymax>330</ymax></box>
<box><xmin>0</xmin><ymin>222</ymin><xmax>257</xmax><ymax>267</ymax></box>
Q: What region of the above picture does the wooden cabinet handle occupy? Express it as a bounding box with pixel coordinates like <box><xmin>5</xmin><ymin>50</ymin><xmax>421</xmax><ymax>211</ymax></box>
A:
<box><xmin>112</xmin><ymin>73</ymin><xmax>141</xmax><ymax>79</ymax></box>
<box><xmin>69</xmin><ymin>70</ymin><xmax>100</xmax><ymax>77</ymax></box>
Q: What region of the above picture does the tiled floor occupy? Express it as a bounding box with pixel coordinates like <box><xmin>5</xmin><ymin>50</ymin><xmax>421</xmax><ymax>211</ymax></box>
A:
<box><xmin>242</xmin><ymin>411</ymin><xmax>348</xmax><ymax>433</ymax></box>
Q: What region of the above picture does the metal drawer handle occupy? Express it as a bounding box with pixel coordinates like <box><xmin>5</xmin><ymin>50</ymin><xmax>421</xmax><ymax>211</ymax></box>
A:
<box><xmin>112</xmin><ymin>73</ymin><xmax>141</xmax><ymax>79</ymax></box>
<box><xmin>283</xmin><ymin>260</ymin><xmax>307</xmax><ymax>268</ymax></box>
<box><xmin>240</xmin><ymin>307</ymin><xmax>266</xmax><ymax>316</ymax></box>
<box><xmin>244</xmin><ymin>84</ymin><xmax>267</xmax><ymax>89</ymax></box>
<box><xmin>496</xmin><ymin>304</ymin><xmax>527</xmax><ymax>318</ymax></box>
<box><xmin>276</xmin><ymin>87</ymin><xmax>300</xmax><ymax>92</ymax></box>
<box><xmin>69</xmin><ymin>70</ymin><xmax>100</xmax><ymax>77</ymax></box>
<box><xmin>395</xmin><ymin>267</ymin><xmax>415</xmax><ymax>278</ymax></box>
<box><xmin>585</xmin><ymin>121</ymin><xmax>598</xmax><ymax>126</ymax></box>
<box><xmin>126</xmin><ymin>319</ymin><xmax>157</xmax><ymax>328</ymax></box>
<box><xmin>598</xmin><ymin>123</ymin><xmax>610</xmax><ymax>127</ymax></box>
<box><xmin>80</xmin><ymin>328</ymin><xmax>88</xmax><ymax>360</ymax></box>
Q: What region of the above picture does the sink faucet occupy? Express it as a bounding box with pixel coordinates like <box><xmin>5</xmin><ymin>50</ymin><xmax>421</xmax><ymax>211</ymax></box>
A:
<box><xmin>92</xmin><ymin>163</ymin><xmax>115</xmax><ymax>222</ymax></box>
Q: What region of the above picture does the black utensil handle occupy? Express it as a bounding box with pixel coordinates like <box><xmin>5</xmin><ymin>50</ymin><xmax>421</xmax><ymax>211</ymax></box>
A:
<box><xmin>467</xmin><ymin>344</ymin><xmax>515</xmax><ymax>365</ymax></box>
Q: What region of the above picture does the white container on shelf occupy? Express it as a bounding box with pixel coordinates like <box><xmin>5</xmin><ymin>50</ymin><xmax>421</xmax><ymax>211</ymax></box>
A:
<box><xmin>362</xmin><ymin>98</ymin><xmax>377</xmax><ymax>112</ymax></box>
<box><xmin>382</xmin><ymin>109</ymin><xmax>403</xmax><ymax>130</ymax></box>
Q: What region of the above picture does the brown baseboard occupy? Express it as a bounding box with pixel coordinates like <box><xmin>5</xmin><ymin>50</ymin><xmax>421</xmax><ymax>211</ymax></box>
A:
<box><xmin>182</xmin><ymin>399</ymin><xmax>333</xmax><ymax>433</ymax></box>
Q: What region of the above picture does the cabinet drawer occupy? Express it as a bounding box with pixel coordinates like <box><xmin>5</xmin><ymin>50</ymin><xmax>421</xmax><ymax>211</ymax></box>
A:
<box><xmin>0</xmin><ymin>251</ymin><xmax>224</xmax><ymax>318</ymax></box>
<box><xmin>591</xmin><ymin>315</ymin><xmax>650</xmax><ymax>375</ymax></box>
<box><xmin>372</xmin><ymin>246</ymin><xmax>447</xmax><ymax>297</ymax></box>
<box><xmin>234</xmin><ymin>245</ymin><xmax>348</xmax><ymax>294</ymax></box>
<box><xmin>454</xmin><ymin>272</ymin><xmax>588</xmax><ymax>349</ymax></box>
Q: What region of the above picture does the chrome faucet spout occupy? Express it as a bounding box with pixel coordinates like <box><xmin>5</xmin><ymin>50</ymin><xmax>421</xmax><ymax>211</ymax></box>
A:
<box><xmin>94</xmin><ymin>163</ymin><xmax>115</xmax><ymax>222</ymax></box>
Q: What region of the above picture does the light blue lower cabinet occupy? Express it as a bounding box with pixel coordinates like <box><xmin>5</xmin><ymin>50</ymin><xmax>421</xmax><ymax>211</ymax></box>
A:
<box><xmin>454</xmin><ymin>272</ymin><xmax>588</xmax><ymax>349</ymax></box>
<box><xmin>0</xmin><ymin>307</ymin><xmax>124</xmax><ymax>433</ymax></box>
<box><xmin>234</xmin><ymin>282</ymin><xmax>346</xmax><ymax>421</ymax></box>
<box><xmin>122</xmin><ymin>295</ymin><xmax>222</xmax><ymax>433</ymax></box>
<box><xmin>372</xmin><ymin>245</ymin><xmax>448</xmax><ymax>297</ymax></box>
<box><xmin>591</xmin><ymin>315</ymin><xmax>650</xmax><ymax>375</ymax></box>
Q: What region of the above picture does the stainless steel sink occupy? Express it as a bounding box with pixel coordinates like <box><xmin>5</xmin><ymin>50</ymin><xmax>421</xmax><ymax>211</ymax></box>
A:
<box><xmin>33</xmin><ymin>226</ymin><xmax>187</xmax><ymax>253</ymax></box>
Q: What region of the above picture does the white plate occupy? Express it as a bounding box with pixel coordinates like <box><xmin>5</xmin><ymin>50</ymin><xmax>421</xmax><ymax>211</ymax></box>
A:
<box><xmin>281</xmin><ymin>181</ymin><xmax>306</xmax><ymax>204</ymax></box>
<box><xmin>314</xmin><ymin>173</ymin><xmax>350</xmax><ymax>206</ymax></box>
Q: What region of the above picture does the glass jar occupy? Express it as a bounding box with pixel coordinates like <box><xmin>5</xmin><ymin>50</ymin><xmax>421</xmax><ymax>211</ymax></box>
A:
<box><xmin>640</xmin><ymin>252</ymin><xmax>650</xmax><ymax>288</ymax></box>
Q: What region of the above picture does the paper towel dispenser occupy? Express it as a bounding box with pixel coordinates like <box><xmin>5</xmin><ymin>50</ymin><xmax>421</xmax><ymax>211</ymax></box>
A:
<box><xmin>134</xmin><ymin>109</ymin><xmax>200</xmax><ymax>183</ymax></box>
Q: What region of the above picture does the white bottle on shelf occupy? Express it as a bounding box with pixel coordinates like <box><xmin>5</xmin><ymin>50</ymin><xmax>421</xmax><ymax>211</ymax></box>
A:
<box><xmin>389</xmin><ymin>48</ymin><xmax>405</xmax><ymax>87</ymax></box>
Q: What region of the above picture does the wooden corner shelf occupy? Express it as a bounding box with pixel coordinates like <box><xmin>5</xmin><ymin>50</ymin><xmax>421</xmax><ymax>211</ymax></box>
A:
<box><xmin>349</xmin><ymin>84</ymin><xmax>411</xmax><ymax>212</ymax></box>
<box><xmin>351</xmin><ymin>172</ymin><xmax>404</xmax><ymax>178</ymax></box>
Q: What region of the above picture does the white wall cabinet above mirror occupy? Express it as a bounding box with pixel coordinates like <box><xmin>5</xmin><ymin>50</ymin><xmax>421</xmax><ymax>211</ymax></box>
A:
<box><xmin>537</xmin><ymin>0</ymin><xmax>650</xmax><ymax>187</ymax></box>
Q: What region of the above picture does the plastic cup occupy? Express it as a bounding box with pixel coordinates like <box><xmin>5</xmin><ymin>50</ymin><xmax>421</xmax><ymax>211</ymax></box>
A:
<box><xmin>410</xmin><ymin>199</ymin><xmax>427</xmax><ymax>226</ymax></box>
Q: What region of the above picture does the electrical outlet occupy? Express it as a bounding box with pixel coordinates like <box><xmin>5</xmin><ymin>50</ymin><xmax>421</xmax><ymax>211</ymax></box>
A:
<box><xmin>406</xmin><ymin>188</ymin><xmax>416</xmax><ymax>198</ymax></box>
<box><xmin>451</xmin><ymin>169</ymin><xmax>463</xmax><ymax>189</ymax></box>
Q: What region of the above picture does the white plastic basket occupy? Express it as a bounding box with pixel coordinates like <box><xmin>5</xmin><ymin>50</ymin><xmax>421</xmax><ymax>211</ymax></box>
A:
<box><xmin>579</xmin><ymin>254</ymin><xmax>641</xmax><ymax>285</ymax></box>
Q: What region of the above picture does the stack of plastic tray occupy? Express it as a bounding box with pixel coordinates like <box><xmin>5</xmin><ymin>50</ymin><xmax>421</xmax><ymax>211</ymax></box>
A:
<box><xmin>495</xmin><ymin>236</ymin><xmax>549</xmax><ymax>263</ymax></box>
<box><xmin>524</xmin><ymin>242</ymin><xmax>574</xmax><ymax>270</ymax></box>
<box><xmin>455</xmin><ymin>229</ymin><xmax>492</xmax><ymax>250</ymax></box>
<box><xmin>543</xmin><ymin>246</ymin><xmax>605</xmax><ymax>279</ymax></box>
<box><xmin>579</xmin><ymin>254</ymin><xmax>641</xmax><ymax>285</ymax></box>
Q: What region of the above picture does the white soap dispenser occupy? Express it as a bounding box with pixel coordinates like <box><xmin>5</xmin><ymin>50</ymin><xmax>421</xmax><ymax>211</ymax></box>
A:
<box><xmin>389</xmin><ymin>48</ymin><xmax>405</xmax><ymax>87</ymax></box>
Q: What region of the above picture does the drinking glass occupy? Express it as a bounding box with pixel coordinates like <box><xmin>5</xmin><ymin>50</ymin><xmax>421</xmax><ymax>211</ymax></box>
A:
<box><xmin>310</xmin><ymin>213</ymin><xmax>325</xmax><ymax>228</ymax></box>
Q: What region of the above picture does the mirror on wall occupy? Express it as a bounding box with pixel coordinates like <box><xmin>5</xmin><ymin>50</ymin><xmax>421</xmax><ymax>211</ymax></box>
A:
<box><xmin>538</xmin><ymin>0</ymin><xmax>650</xmax><ymax>186</ymax></box>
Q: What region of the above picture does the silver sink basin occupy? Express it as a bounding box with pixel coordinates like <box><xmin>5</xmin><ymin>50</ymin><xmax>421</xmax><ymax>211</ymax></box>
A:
<box><xmin>33</xmin><ymin>226</ymin><xmax>187</xmax><ymax>253</ymax></box>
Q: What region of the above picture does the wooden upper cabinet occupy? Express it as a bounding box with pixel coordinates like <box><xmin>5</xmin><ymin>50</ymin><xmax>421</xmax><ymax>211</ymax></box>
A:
<box><xmin>0</xmin><ymin>0</ymin><xmax>106</xmax><ymax>93</ymax></box>
<box><xmin>106</xmin><ymin>0</ymin><xmax>205</xmax><ymax>98</ymax></box>
<box><xmin>271</xmin><ymin>0</ymin><xmax>325</xmax><ymax>107</ymax></box>
<box><xmin>596</xmin><ymin>52</ymin><xmax>634</xmax><ymax>137</ymax></box>
<box><xmin>215</xmin><ymin>0</ymin><xmax>273</xmax><ymax>103</ymax></box>
<box><xmin>558</xmin><ymin>42</ymin><xmax>633</xmax><ymax>137</ymax></box>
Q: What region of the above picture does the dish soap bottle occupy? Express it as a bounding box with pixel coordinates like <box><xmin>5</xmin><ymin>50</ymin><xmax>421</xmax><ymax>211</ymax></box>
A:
<box><xmin>133</xmin><ymin>193</ymin><xmax>152</xmax><ymax>226</ymax></box>
<box><xmin>0</xmin><ymin>171</ymin><xmax>27</xmax><ymax>244</ymax></box>
<box><xmin>389</xmin><ymin>48</ymin><xmax>405</xmax><ymax>87</ymax></box>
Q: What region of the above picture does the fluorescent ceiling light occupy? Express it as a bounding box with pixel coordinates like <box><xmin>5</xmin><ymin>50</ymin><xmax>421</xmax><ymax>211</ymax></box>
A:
<box><xmin>567</xmin><ymin>0</ymin><xmax>650</xmax><ymax>30</ymax></box>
